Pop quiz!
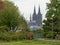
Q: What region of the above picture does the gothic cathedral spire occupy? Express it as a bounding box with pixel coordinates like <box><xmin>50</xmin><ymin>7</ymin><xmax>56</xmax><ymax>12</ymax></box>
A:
<box><xmin>29</xmin><ymin>5</ymin><xmax>42</xmax><ymax>30</ymax></box>
<box><xmin>30</xmin><ymin>14</ymin><xmax>31</xmax><ymax>22</ymax></box>
<box><xmin>38</xmin><ymin>6</ymin><xmax>41</xmax><ymax>15</ymax></box>
<box><xmin>33</xmin><ymin>6</ymin><xmax>36</xmax><ymax>14</ymax></box>
<box><xmin>33</xmin><ymin>6</ymin><xmax>37</xmax><ymax>20</ymax></box>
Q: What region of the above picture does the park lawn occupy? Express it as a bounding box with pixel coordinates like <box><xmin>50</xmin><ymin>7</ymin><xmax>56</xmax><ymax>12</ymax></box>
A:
<box><xmin>0</xmin><ymin>39</ymin><xmax>60</xmax><ymax>45</ymax></box>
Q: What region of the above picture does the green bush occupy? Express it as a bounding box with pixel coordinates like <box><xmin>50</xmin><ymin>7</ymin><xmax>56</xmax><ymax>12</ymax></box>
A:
<box><xmin>0</xmin><ymin>25</ymin><xmax>9</xmax><ymax>32</ymax></box>
<box><xmin>0</xmin><ymin>30</ymin><xmax>33</xmax><ymax>41</ymax></box>
<box><xmin>44</xmin><ymin>31</ymin><xmax>55</xmax><ymax>39</ymax></box>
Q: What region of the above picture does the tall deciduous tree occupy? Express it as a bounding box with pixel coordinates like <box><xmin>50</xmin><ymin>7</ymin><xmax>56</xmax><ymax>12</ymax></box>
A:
<box><xmin>0</xmin><ymin>0</ymin><xmax>28</xmax><ymax>31</ymax></box>
<box><xmin>43</xmin><ymin>0</ymin><xmax>60</xmax><ymax>38</ymax></box>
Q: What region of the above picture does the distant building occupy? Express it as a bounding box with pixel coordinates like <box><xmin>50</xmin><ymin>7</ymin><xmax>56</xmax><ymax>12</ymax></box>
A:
<box><xmin>29</xmin><ymin>6</ymin><xmax>42</xmax><ymax>30</ymax></box>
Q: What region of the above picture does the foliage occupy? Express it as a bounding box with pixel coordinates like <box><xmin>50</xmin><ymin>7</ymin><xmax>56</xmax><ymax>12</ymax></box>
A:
<box><xmin>0</xmin><ymin>0</ymin><xmax>29</xmax><ymax>41</ymax></box>
<box><xmin>0</xmin><ymin>0</ymin><xmax>28</xmax><ymax>31</ymax></box>
<box><xmin>0</xmin><ymin>30</ymin><xmax>33</xmax><ymax>41</ymax></box>
<box><xmin>32</xmin><ymin>29</ymin><xmax>43</xmax><ymax>33</ymax></box>
<box><xmin>0</xmin><ymin>1</ymin><xmax>20</xmax><ymax>30</ymax></box>
<box><xmin>43</xmin><ymin>0</ymin><xmax>60</xmax><ymax>39</ymax></box>
<box><xmin>44</xmin><ymin>31</ymin><xmax>54</xmax><ymax>38</ymax></box>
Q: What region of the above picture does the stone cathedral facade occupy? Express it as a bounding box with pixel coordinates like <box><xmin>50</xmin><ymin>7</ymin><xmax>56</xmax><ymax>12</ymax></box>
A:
<box><xmin>29</xmin><ymin>6</ymin><xmax>42</xmax><ymax>30</ymax></box>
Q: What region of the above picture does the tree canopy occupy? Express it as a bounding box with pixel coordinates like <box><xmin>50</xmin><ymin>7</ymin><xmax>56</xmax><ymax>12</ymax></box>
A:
<box><xmin>0</xmin><ymin>0</ymin><xmax>28</xmax><ymax>31</ymax></box>
<box><xmin>43</xmin><ymin>0</ymin><xmax>60</xmax><ymax>38</ymax></box>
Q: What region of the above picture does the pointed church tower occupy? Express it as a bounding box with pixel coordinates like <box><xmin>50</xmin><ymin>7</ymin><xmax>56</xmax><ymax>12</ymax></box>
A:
<box><xmin>33</xmin><ymin>6</ymin><xmax>36</xmax><ymax>14</ymax></box>
<box><xmin>33</xmin><ymin>6</ymin><xmax>37</xmax><ymax>21</ymax></box>
<box><xmin>38</xmin><ymin>6</ymin><xmax>41</xmax><ymax>15</ymax></box>
<box><xmin>29</xmin><ymin>5</ymin><xmax>42</xmax><ymax>30</ymax></box>
<box><xmin>30</xmin><ymin>14</ymin><xmax>31</xmax><ymax>22</ymax></box>
<box><xmin>37</xmin><ymin>6</ymin><xmax>42</xmax><ymax>26</ymax></box>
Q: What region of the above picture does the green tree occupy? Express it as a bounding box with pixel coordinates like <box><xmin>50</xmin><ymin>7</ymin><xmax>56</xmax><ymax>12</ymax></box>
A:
<box><xmin>0</xmin><ymin>0</ymin><xmax>28</xmax><ymax>31</ymax></box>
<box><xmin>43</xmin><ymin>0</ymin><xmax>60</xmax><ymax>38</ymax></box>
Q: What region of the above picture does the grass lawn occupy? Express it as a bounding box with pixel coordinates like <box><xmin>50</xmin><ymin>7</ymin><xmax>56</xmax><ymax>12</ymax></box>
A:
<box><xmin>0</xmin><ymin>39</ymin><xmax>60</xmax><ymax>45</ymax></box>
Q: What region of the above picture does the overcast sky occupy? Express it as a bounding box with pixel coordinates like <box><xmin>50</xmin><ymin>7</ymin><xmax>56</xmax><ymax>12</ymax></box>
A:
<box><xmin>9</xmin><ymin>0</ymin><xmax>50</xmax><ymax>20</ymax></box>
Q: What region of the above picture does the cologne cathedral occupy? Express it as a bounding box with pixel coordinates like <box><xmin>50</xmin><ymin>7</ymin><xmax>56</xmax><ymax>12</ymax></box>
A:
<box><xmin>29</xmin><ymin>6</ymin><xmax>42</xmax><ymax>30</ymax></box>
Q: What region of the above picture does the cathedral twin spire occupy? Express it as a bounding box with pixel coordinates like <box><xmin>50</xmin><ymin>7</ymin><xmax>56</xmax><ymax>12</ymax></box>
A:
<box><xmin>33</xmin><ymin>6</ymin><xmax>41</xmax><ymax>15</ymax></box>
<box><xmin>30</xmin><ymin>6</ymin><xmax>42</xmax><ymax>22</ymax></box>
<box><xmin>33</xmin><ymin>6</ymin><xmax>36</xmax><ymax>14</ymax></box>
<box><xmin>29</xmin><ymin>6</ymin><xmax>42</xmax><ymax>30</ymax></box>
